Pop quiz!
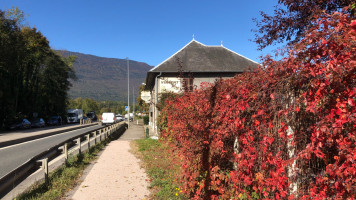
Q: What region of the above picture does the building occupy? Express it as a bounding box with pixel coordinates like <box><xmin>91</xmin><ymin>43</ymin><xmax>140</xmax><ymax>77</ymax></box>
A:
<box><xmin>144</xmin><ymin>39</ymin><xmax>258</xmax><ymax>134</ymax></box>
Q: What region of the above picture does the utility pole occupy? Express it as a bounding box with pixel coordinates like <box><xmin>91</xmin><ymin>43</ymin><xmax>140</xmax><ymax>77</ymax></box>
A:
<box><xmin>127</xmin><ymin>57</ymin><xmax>130</xmax><ymax>128</ymax></box>
<box><xmin>133</xmin><ymin>87</ymin><xmax>135</xmax><ymax>117</ymax></box>
<box><xmin>133</xmin><ymin>87</ymin><xmax>136</xmax><ymax>124</ymax></box>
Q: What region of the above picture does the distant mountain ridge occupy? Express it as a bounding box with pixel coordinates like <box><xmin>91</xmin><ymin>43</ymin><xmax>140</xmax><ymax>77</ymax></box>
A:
<box><xmin>57</xmin><ymin>50</ymin><xmax>153</xmax><ymax>101</ymax></box>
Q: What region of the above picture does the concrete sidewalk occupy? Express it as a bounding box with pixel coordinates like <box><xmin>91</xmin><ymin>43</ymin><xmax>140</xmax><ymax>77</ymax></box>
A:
<box><xmin>65</xmin><ymin>120</ymin><xmax>150</xmax><ymax>200</ymax></box>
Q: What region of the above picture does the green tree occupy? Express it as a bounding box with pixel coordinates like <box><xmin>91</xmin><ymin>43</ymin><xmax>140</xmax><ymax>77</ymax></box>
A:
<box><xmin>5</xmin><ymin>6</ymin><xmax>27</xmax><ymax>27</ymax></box>
<box><xmin>0</xmin><ymin>7</ymin><xmax>77</xmax><ymax>128</ymax></box>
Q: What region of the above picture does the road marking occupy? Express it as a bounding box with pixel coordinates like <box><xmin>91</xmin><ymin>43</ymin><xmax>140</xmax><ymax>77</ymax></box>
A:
<box><xmin>0</xmin><ymin>125</ymin><xmax>101</xmax><ymax>150</ymax></box>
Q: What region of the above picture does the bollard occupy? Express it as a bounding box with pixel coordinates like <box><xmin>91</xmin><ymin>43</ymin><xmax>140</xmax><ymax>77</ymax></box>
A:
<box><xmin>146</xmin><ymin>127</ymin><xmax>149</xmax><ymax>138</ymax></box>
<box><xmin>86</xmin><ymin>134</ymin><xmax>90</xmax><ymax>150</ymax></box>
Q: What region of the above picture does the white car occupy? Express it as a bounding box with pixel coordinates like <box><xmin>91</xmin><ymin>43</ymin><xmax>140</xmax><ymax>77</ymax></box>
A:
<box><xmin>101</xmin><ymin>112</ymin><xmax>115</xmax><ymax>125</ymax></box>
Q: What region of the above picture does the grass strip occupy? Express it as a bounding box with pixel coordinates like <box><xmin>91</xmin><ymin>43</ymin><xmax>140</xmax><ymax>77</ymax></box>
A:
<box><xmin>133</xmin><ymin>139</ymin><xmax>187</xmax><ymax>200</ymax></box>
<box><xmin>15</xmin><ymin>141</ymin><xmax>107</xmax><ymax>200</ymax></box>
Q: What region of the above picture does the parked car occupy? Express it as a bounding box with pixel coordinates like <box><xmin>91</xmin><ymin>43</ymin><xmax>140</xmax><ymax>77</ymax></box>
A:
<box><xmin>47</xmin><ymin>116</ymin><xmax>62</xmax><ymax>126</ymax></box>
<box><xmin>86</xmin><ymin>111</ymin><xmax>97</xmax><ymax>121</ymax></box>
<box><xmin>30</xmin><ymin>118</ymin><xmax>46</xmax><ymax>128</ymax></box>
<box><xmin>115</xmin><ymin>114</ymin><xmax>124</xmax><ymax>122</ymax></box>
<box><xmin>124</xmin><ymin>113</ymin><xmax>134</xmax><ymax>122</ymax></box>
<box><xmin>9</xmin><ymin>119</ymin><xmax>31</xmax><ymax>130</ymax></box>
<box><xmin>101</xmin><ymin>112</ymin><xmax>115</xmax><ymax>125</ymax></box>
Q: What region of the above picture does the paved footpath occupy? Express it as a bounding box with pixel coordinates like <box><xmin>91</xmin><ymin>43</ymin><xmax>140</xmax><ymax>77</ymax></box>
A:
<box><xmin>65</xmin><ymin>120</ymin><xmax>150</xmax><ymax>200</ymax></box>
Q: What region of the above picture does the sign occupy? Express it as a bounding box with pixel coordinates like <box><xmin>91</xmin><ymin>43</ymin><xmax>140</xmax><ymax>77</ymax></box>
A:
<box><xmin>159</xmin><ymin>77</ymin><xmax>181</xmax><ymax>93</ymax></box>
<box><xmin>125</xmin><ymin>106</ymin><xmax>129</xmax><ymax>111</ymax></box>
<box><xmin>140</xmin><ymin>91</ymin><xmax>151</xmax><ymax>103</ymax></box>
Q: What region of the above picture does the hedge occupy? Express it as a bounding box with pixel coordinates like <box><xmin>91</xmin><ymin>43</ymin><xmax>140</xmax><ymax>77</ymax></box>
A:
<box><xmin>159</xmin><ymin>11</ymin><xmax>355</xmax><ymax>199</ymax></box>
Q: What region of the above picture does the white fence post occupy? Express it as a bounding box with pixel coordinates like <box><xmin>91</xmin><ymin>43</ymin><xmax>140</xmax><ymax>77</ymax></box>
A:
<box><xmin>93</xmin><ymin>131</ymin><xmax>97</xmax><ymax>145</ymax></box>
<box><xmin>39</xmin><ymin>158</ymin><xmax>49</xmax><ymax>184</ymax></box>
<box><xmin>76</xmin><ymin>138</ymin><xmax>81</xmax><ymax>154</ymax></box>
<box><xmin>64</xmin><ymin>143</ymin><xmax>68</xmax><ymax>163</ymax></box>
<box><xmin>99</xmin><ymin>130</ymin><xmax>102</xmax><ymax>141</ymax></box>
<box><xmin>86</xmin><ymin>134</ymin><xmax>90</xmax><ymax>150</ymax></box>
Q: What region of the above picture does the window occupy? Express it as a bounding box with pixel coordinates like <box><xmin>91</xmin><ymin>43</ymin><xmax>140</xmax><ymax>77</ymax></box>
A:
<box><xmin>182</xmin><ymin>78</ymin><xmax>194</xmax><ymax>91</ymax></box>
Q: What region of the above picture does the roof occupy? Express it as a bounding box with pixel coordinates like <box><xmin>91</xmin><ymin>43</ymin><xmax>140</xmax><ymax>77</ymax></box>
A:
<box><xmin>145</xmin><ymin>39</ymin><xmax>259</xmax><ymax>90</ymax></box>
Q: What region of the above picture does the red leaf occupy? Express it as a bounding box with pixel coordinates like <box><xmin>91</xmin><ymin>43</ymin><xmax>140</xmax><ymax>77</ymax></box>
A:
<box><xmin>295</xmin><ymin>106</ymin><xmax>300</xmax><ymax>112</ymax></box>
<box><xmin>270</xmin><ymin>93</ymin><xmax>275</xmax><ymax>100</ymax></box>
<box><xmin>254</xmin><ymin>120</ymin><xmax>260</xmax><ymax>126</ymax></box>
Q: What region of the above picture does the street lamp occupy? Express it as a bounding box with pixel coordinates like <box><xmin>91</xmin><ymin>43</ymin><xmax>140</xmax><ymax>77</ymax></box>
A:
<box><xmin>127</xmin><ymin>57</ymin><xmax>130</xmax><ymax>128</ymax></box>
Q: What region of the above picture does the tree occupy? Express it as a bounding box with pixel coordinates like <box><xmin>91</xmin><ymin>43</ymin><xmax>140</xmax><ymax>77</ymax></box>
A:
<box><xmin>0</xmin><ymin>8</ymin><xmax>77</xmax><ymax>128</ymax></box>
<box><xmin>253</xmin><ymin>0</ymin><xmax>355</xmax><ymax>50</ymax></box>
<box><xmin>0</xmin><ymin>10</ymin><xmax>23</xmax><ymax>126</ymax></box>
<box><xmin>5</xmin><ymin>6</ymin><xmax>27</xmax><ymax>27</ymax></box>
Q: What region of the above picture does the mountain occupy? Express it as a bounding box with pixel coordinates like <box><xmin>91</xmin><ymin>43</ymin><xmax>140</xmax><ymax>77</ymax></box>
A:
<box><xmin>57</xmin><ymin>50</ymin><xmax>153</xmax><ymax>102</ymax></box>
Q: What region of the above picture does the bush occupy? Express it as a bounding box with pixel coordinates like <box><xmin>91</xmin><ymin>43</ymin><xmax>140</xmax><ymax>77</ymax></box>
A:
<box><xmin>159</xmin><ymin>11</ymin><xmax>356</xmax><ymax>199</ymax></box>
<box><xmin>143</xmin><ymin>115</ymin><xmax>149</xmax><ymax>125</ymax></box>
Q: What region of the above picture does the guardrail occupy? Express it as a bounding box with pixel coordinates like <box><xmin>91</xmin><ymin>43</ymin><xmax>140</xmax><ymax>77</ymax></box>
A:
<box><xmin>0</xmin><ymin>122</ymin><xmax>99</xmax><ymax>148</ymax></box>
<box><xmin>0</xmin><ymin>122</ymin><xmax>127</xmax><ymax>198</ymax></box>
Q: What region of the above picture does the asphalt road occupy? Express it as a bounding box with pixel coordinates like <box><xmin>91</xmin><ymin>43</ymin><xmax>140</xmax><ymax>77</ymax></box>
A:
<box><xmin>0</xmin><ymin>124</ymin><xmax>103</xmax><ymax>179</ymax></box>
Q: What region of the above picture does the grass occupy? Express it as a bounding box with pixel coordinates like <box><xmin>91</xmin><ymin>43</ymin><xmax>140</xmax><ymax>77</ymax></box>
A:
<box><xmin>132</xmin><ymin>139</ymin><xmax>187</xmax><ymax>200</ymax></box>
<box><xmin>15</xmin><ymin>141</ymin><xmax>107</xmax><ymax>200</ymax></box>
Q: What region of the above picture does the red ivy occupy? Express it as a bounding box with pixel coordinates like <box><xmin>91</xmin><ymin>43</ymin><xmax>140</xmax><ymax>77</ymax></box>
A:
<box><xmin>159</xmin><ymin>9</ymin><xmax>355</xmax><ymax>200</ymax></box>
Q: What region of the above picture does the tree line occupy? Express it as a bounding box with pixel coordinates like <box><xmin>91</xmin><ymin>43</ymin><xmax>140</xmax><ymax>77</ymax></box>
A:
<box><xmin>0</xmin><ymin>7</ymin><xmax>76</xmax><ymax>129</ymax></box>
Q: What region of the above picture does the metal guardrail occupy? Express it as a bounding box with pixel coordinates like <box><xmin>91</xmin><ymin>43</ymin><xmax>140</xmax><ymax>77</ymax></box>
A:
<box><xmin>0</xmin><ymin>122</ymin><xmax>127</xmax><ymax>198</ymax></box>
<box><xmin>0</xmin><ymin>122</ymin><xmax>99</xmax><ymax>148</ymax></box>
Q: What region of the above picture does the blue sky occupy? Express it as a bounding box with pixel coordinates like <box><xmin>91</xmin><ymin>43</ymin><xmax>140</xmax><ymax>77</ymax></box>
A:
<box><xmin>1</xmin><ymin>0</ymin><xmax>279</xmax><ymax>66</ymax></box>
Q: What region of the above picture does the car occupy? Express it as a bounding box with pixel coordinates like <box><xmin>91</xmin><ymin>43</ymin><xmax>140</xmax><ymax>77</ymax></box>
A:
<box><xmin>124</xmin><ymin>113</ymin><xmax>133</xmax><ymax>122</ymax></box>
<box><xmin>86</xmin><ymin>111</ymin><xmax>97</xmax><ymax>121</ymax></box>
<box><xmin>115</xmin><ymin>114</ymin><xmax>124</xmax><ymax>122</ymax></box>
<box><xmin>30</xmin><ymin>118</ymin><xmax>46</xmax><ymax>128</ymax></box>
<box><xmin>47</xmin><ymin>116</ymin><xmax>62</xmax><ymax>126</ymax></box>
<box><xmin>9</xmin><ymin>119</ymin><xmax>31</xmax><ymax>130</ymax></box>
<box><xmin>101</xmin><ymin>112</ymin><xmax>115</xmax><ymax>125</ymax></box>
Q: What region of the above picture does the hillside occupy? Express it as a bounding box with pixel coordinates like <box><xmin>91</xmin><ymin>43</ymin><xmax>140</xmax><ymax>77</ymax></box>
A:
<box><xmin>57</xmin><ymin>50</ymin><xmax>152</xmax><ymax>101</ymax></box>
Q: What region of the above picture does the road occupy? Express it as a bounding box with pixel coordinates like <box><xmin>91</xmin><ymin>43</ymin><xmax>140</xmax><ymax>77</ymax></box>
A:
<box><xmin>0</xmin><ymin>124</ymin><xmax>103</xmax><ymax>179</ymax></box>
<box><xmin>0</xmin><ymin>123</ymin><xmax>78</xmax><ymax>136</ymax></box>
